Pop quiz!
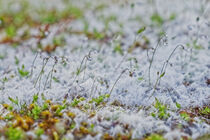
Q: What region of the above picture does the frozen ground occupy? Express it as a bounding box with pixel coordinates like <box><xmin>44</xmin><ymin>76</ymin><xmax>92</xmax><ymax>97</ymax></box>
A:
<box><xmin>0</xmin><ymin>0</ymin><xmax>209</xmax><ymax>139</ymax></box>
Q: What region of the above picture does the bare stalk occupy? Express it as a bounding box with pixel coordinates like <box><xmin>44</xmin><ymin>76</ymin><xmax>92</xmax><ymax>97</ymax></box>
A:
<box><xmin>148</xmin><ymin>35</ymin><xmax>166</xmax><ymax>86</ymax></box>
<box><xmin>160</xmin><ymin>44</ymin><xmax>185</xmax><ymax>76</ymax></box>
<box><xmin>30</xmin><ymin>52</ymin><xmax>39</xmax><ymax>78</ymax></box>
<box><xmin>34</xmin><ymin>57</ymin><xmax>49</xmax><ymax>88</ymax></box>
<box><xmin>70</xmin><ymin>50</ymin><xmax>96</xmax><ymax>86</ymax></box>
<box><xmin>44</xmin><ymin>57</ymin><xmax>58</xmax><ymax>90</ymax></box>
<box><xmin>149</xmin><ymin>44</ymin><xmax>185</xmax><ymax>98</ymax></box>
<box><xmin>110</xmin><ymin>68</ymin><xmax>128</xmax><ymax>95</ymax></box>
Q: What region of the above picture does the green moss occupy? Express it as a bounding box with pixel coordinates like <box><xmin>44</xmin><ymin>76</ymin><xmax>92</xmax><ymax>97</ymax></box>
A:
<box><xmin>35</xmin><ymin>128</ymin><xmax>44</xmax><ymax>137</ymax></box>
<box><xmin>6</xmin><ymin>127</ymin><xmax>25</xmax><ymax>140</ymax></box>
<box><xmin>31</xmin><ymin>104</ymin><xmax>42</xmax><ymax>120</ymax></box>
<box><xmin>146</xmin><ymin>134</ymin><xmax>165</xmax><ymax>140</ymax></box>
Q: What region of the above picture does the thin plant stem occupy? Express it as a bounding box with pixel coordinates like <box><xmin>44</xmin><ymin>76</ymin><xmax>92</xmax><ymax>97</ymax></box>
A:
<box><xmin>43</xmin><ymin>56</ymin><xmax>58</xmax><ymax>90</ymax></box>
<box><xmin>30</xmin><ymin>52</ymin><xmax>39</xmax><ymax>78</ymax></box>
<box><xmin>70</xmin><ymin>50</ymin><xmax>95</xmax><ymax>86</ymax></box>
<box><xmin>110</xmin><ymin>68</ymin><xmax>128</xmax><ymax>95</ymax></box>
<box><xmin>148</xmin><ymin>35</ymin><xmax>166</xmax><ymax>86</ymax></box>
<box><xmin>149</xmin><ymin>44</ymin><xmax>185</xmax><ymax>99</ymax></box>
<box><xmin>34</xmin><ymin>57</ymin><xmax>49</xmax><ymax>88</ymax></box>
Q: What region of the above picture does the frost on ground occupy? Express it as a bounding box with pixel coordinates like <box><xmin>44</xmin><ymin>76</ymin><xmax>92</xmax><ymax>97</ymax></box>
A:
<box><xmin>0</xmin><ymin>0</ymin><xmax>209</xmax><ymax>140</ymax></box>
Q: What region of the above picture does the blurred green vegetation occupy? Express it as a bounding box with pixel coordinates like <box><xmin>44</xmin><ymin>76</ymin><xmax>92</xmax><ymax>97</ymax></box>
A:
<box><xmin>0</xmin><ymin>0</ymin><xmax>83</xmax><ymax>43</ymax></box>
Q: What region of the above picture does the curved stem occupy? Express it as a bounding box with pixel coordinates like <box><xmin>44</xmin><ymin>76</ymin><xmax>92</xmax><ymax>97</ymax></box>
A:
<box><xmin>148</xmin><ymin>35</ymin><xmax>166</xmax><ymax>86</ymax></box>
<box><xmin>110</xmin><ymin>68</ymin><xmax>128</xmax><ymax>95</ymax></box>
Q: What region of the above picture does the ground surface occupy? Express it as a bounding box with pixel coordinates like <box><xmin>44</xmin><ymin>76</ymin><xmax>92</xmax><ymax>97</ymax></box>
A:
<box><xmin>0</xmin><ymin>0</ymin><xmax>209</xmax><ymax>140</ymax></box>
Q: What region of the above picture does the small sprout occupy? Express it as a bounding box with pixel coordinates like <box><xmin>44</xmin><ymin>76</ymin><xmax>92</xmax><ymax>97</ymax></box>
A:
<box><xmin>35</xmin><ymin>128</ymin><xmax>44</xmax><ymax>137</ymax></box>
<box><xmin>151</xmin><ymin>13</ymin><xmax>164</xmax><ymax>26</ymax></box>
<box><xmin>105</xmin><ymin>94</ymin><xmax>110</xmax><ymax>98</ymax></box>
<box><xmin>2</xmin><ymin>77</ymin><xmax>8</xmax><ymax>83</ymax></box>
<box><xmin>193</xmin><ymin>40</ymin><xmax>204</xmax><ymax>50</ymax></box>
<box><xmin>31</xmin><ymin>104</ymin><xmax>42</xmax><ymax>120</ymax></box>
<box><xmin>93</xmin><ymin>28</ymin><xmax>104</xmax><ymax>39</ymax></box>
<box><xmin>15</xmin><ymin>56</ymin><xmax>19</xmax><ymax>65</ymax></box>
<box><xmin>8</xmin><ymin>106</ymin><xmax>14</xmax><ymax>111</ymax></box>
<box><xmin>20</xmin><ymin>103</ymin><xmax>27</xmax><ymax>114</ymax></box>
<box><xmin>200</xmin><ymin>107</ymin><xmax>210</xmax><ymax>115</ymax></box>
<box><xmin>152</xmin><ymin>98</ymin><xmax>170</xmax><ymax>119</ymax></box>
<box><xmin>42</xmin><ymin>102</ymin><xmax>49</xmax><ymax>110</ymax></box>
<box><xmin>53</xmin><ymin>77</ymin><xmax>60</xmax><ymax>83</ymax></box>
<box><xmin>70</xmin><ymin>121</ymin><xmax>76</xmax><ymax>129</ymax></box>
<box><xmin>76</xmin><ymin>68</ymin><xmax>81</xmax><ymax>76</ymax></box>
<box><xmin>4</xmin><ymin>113</ymin><xmax>14</xmax><ymax>120</ymax></box>
<box><xmin>32</xmin><ymin>94</ymin><xmax>39</xmax><ymax>103</ymax></box>
<box><xmin>8</xmin><ymin>97</ymin><xmax>19</xmax><ymax>106</ymax></box>
<box><xmin>137</xmin><ymin>26</ymin><xmax>146</xmax><ymax>34</ymax></box>
<box><xmin>176</xmin><ymin>102</ymin><xmax>181</xmax><ymax>109</ymax></box>
<box><xmin>18</xmin><ymin>65</ymin><xmax>29</xmax><ymax>77</ymax></box>
<box><xmin>160</xmin><ymin>72</ymin><xmax>165</xmax><ymax>78</ymax></box>
<box><xmin>91</xmin><ymin>94</ymin><xmax>110</xmax><ymax>105</ymax></box>
<box><xmin>89</xmin><ymin>123</ymin><xmax>95</xmax><ymax>132</ymax></box>
<box><xmin>180</xmin><ymin>112</ymin><xmax>191</xmax><ymax>122</ymax></box>
<box><xmin>71</xmin><ymin>98</ymin><xmax>80</xmax><ymax>107</ymax></box>
<box><xmin>79</xmin><ymin>97</ymin><xmax>85</xmax><ymax>101</ymax></box>
<box><xmin>138</xmin><ymin>77</ymin><xmax>144</xmax><ymax>81</ymax></box>
<box><xmin>55</xmin><ymin>104</ymin><xmax>66</xmax><ymax>116</ymax></box>
<box><xmin>92</xmin><ymin>96</ymin><xmax>104</xmax><ymax>105</ymax></box>
<box><xmin>84</xmin><ymin>103</ymin><xmax>90</xmax><ymax>109</ymax></box>
<box><xmin>114</xmin><ymin>44</ymin><xmax>123</xmax><ymax>55</ymax></box>
<box><xmin>151</xmin><ymin>112</ymin><xmax>156</xmax><ymax>117</ymax></box>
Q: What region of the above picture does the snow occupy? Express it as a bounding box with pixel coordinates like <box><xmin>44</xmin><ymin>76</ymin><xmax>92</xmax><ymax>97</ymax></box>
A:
<box><xmin>0</xmin><ymin>0</ymin><xmax>209</xmax><ymax>139</ymax></box>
